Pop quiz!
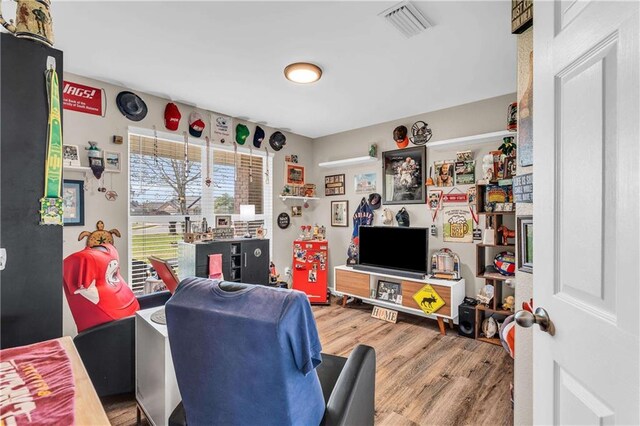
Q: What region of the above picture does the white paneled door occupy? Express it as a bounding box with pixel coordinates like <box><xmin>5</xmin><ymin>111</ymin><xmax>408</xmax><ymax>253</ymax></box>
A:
<box><xmin>528</xmin><ymin>1</ymin><xmax>639</xmax><ymax>424</ymax></box>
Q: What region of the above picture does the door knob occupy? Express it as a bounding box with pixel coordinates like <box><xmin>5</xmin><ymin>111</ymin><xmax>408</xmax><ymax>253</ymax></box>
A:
<box><xmin>515</xmin><ymin>307</ymin><xmax>555</xmax><ymax>336</ymax></box>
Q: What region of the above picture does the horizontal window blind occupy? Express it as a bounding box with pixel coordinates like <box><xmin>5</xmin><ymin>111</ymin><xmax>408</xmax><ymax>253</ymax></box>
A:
<box><xmin>129</xmin><ymin>132</ymin><xmax>272</xmax><ymax>294</ymax></box>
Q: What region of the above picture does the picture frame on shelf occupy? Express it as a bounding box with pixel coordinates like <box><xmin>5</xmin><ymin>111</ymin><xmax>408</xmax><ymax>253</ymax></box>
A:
<box><xmin>104</xmin><ymin>151</ymin><xmax>121</xmax><ymax>172</ymax></box>
<box><xmin>325</xmin><ymin>174</ymin><xmax>345</xmax><ymax>196</ymax></box>
<box><xmin>63</xmin><ymin>179</ymin><xmax>84</xmax><ymax>226</ymax></box>
<box><xmin>89</xmin><ymin>157</ymin><xmax>104</xmax><ymax>169</ymax></box>
<box><xmin>216</xmin><ymin>215</ymin><xmax>232</xmax><ymax>228</ymax></box>
<box><xmin>382</xmin><ymin>146</ymin><xmax>426</xmax><ymax>205</ymax></box>
<box><xmin>285</xmin><ymin>163</ymin><xmax>305</xmax><ymax>186</ymax></box>
<box><xmin>376</xmin><ymin>280</ymin><xmax>402</xmax><ymax>305</ymax></box>
<box><xmin>63</xmin><ymin>144</ymin><xmax>81</xmax><ymax>167</ymax></box>
<box><xmin>331</xmin><ymin>200</ymin><xmax>348</xmax><ymax>227</ymax></box>
<box><xmin>517</xmin><ymin>216</ymin><xmax>533</xmax><ymax>273</ymax></box>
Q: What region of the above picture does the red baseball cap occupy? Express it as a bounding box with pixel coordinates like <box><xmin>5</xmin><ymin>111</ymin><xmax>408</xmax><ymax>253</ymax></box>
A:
<box><xmin>189</xmin><ymin>112</ymin><xmax>206</xmax><ymax>137</ymax></box>
<box><xmin>164</xmin><ymin>103</ymin><xmax>181</xmax><ymax>131</ymax></box>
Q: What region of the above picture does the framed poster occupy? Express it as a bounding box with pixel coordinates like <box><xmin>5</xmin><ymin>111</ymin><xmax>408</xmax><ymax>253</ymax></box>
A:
<box><xmin>325</xmin><ymin>174</ymin><xmax>345</xmax><ymax>196</ymax></box>
<box><xmin>63</xmin><ymin>180</ymin><xmax>84</xmax><ymax>226</ymax></box>
<box><xmin>382</xmin><ymin>146</ymin><xmax>426</xmax><ymax>205</ymax></box>
<box><xmin>331</xmin><ymin>200</ymin><xmax>348</xmax><ymax>227</ymax></box>
<box><xmin>354</xmin><ymin>172</ymin><xmax>376</xmax><ymax>193</ymax></box>
<box><xmin>517</xmin><ymin>216</ymin><xmax>533</xmax><ymax>273</ymax></box>
<box><xmin>285</xmin><ymin>163</ymin><xmax>305</xmax><ymax>186</ymax></box>
<box><xmin>442</xmin><ymin>206</ymin><xmax>473</xmax><ymax>243</ymax></box>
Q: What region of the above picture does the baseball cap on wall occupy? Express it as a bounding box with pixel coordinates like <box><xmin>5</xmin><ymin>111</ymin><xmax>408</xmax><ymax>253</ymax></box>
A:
<box><xmin>394</xmin><ymin>125</ymin><xmax>409</xmax><ymax>149</ymax></box>
<box><xmin>236</xmin><ymin>124</ymin><xmax>250</xmax><ymax>145</ymax></box>
<box><xmin>396</xmin><ymin>207</ymin><xmax>410</xmax><ymax>227</ymax></box>
<box><xmin>116</xmin><ymin>91</ymin><xmax>147</xmax><ymax>122</ymax></box>
<box><xmin>253</xmin><ymin>125</ymin><xmax>265</xmax><ymax>148</ymax></box>
<box><xmin>164</xmin><ymin>103</ymin><xmax>181</xmax><ymax>131</ymax></box>
<box><xmin>368</xmin><ymin>193</ymin><xmax>381</xmax><ymax>210</ymax></box>
<box><xmin>189</xmin><ymin>112</ymin><xmax>206</xmax><ymax>137</ymax></box>
<box><xmin>382</xmin><ymin>208</ymin><xmax>394</xmax><ymax>225</ymax></box>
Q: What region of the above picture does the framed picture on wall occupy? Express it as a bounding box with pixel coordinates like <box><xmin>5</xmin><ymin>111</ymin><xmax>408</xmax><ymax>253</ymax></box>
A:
<box><xmin>354</xmin><ymin>173</ymin><xmax>376</xmax><ymax>193</ymax></box>
<box><xmin>285</xmin><ymin>163</ymin><xmax>305</xmax><ymax>186</ymax></box>
<box><xmin>331</xmin><ymin>200</ymin><xmax>348</xmax><ymax>227</ymax></box>
<box><xmin>325</xmin><ymin>174</ymin><xmax>345</xmax><ymax>196</ymax></box>
<box><xmin>517</xmin><ymin>216</ymin><xmax>533</xmax><ymax>273</ymax></box>
<box><xmin>104</xmin><ymin>151</ymin><xmax>121</xmax><ymax>172</ymax></box>
<box><xmin>63</xmin><ymin>144</ymin><xmax>81</xmax><ymax>167</ymax></box>
<box><xmin>63</xmin><ymin>179</ymin><xmax>84</xmax><ymax>226</ymax></box>
<box><xmin>382</xmin><ymin>146</ymin><xmax>426</xmax><ymax>205</ymax></box>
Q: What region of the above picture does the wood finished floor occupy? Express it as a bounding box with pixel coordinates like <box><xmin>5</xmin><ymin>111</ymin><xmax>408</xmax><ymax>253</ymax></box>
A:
<box><xmin>103</xmin><ymin>300</ymin><xmax>513</xmax><ymax>425</ymax></box>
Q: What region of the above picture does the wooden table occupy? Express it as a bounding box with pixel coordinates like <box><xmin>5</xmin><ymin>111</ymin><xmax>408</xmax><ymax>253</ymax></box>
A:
<box><xmin>58</xmin><ymin>336</ymin><xmax>111</xmax><ymax>425</ymax></box>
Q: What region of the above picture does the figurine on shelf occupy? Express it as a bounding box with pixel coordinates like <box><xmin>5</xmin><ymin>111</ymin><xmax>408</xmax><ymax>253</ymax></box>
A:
<box><xmin>481</xmin><ymin>153</ymin><xmax>494</xmax><ymax>182</ymax></box>
<box><xmin>497</xmin><ymin>225</ymin><xmax>516</xmax><ymax>245</ymax></box>
<box><xmin>503</xmin><ymin>295</ymin><xmax>515</xmax><ymax>311</ymax></box>
<box><xmin>269</xmin><ymin>261</ymin><xmax>279</xmax><ymax>284</ymax></box>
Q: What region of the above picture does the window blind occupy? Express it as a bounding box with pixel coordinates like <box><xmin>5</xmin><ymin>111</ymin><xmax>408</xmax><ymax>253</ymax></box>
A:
<box><xmin>129</xmin><ymin>132</ymin><xmax>272</xmax><ymax>294</ymax></box>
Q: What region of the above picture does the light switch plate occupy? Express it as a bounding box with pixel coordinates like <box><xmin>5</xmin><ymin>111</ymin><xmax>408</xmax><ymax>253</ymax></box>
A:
<box><xmin>0</xmin><ymin>248</ymin><xmax>6</xmax><ymax>271</ymax></box>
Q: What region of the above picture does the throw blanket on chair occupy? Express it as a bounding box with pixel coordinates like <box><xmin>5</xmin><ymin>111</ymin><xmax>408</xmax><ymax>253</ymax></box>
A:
<box><xmin>0</xmin><ymin>340</ymin><xmax>75</xmax><ymax>425</ymax></box>
<box><xmin>166</xmin><ymin>277</ymin><xmax>325</xmax><ymax>426</ymax></box>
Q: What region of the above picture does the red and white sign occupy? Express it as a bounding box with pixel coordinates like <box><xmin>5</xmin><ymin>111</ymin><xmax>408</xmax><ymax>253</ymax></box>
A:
<box><xmin>442</xmin><ymin>193</ymin><xmax>468</xmax><ymax>203</ymax></box>
<box><xmin>63</xmin><ymin>81</ymin><xmax>103</xmax><ymax>116</ymax></box>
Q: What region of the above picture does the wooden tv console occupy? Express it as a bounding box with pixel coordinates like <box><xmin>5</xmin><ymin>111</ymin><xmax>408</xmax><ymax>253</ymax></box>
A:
<box><xmin>333</xmin><ymin>265</ymin><xmax>465</xmax><ymax>335</ymax></box>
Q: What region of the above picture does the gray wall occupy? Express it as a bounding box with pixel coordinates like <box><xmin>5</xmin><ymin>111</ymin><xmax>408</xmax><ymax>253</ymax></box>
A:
<box><xmin>312</xmin><ymin>93</ymin><xmax>516</xmax><ymax>299</ymax></box>
<box><xmin>62</xmin><ymin>73</ymin><xmax>314</xmax><ymax>336</ymax></box>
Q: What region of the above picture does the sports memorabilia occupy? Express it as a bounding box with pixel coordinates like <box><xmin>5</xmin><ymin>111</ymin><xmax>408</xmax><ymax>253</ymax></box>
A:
<box><xmin>393</xmin><ymin>125</ymin><xmax>409</xmax><ymax>149</ymax></box>
<box><xmin>189</xmin><ymin>112</ymin><xmax>205</xmax><ymax>137</ymax></box>
<box><xmin>165</xmin><ymin>102</ymin><xmax>181</xmax><ymax>131</ymax></box>
<box><xmin>368</xmin><ymin>193</ymin><xmax>381</xmax><ymax>210</ymax></box>
<box><xmin>116</xmin><ymin>91</ymin><xmax>147</xmax><ymax>121</ymax></box>
<box><xmin>269</xmin><ymin>131</ymin><xmax>287</xmax><ymax>151</ymax></box>
<box><xmin>212</xmin><ymin>114</ymin><xmax>232</xmax><ymax>144</ymax></box>
<box><xmin>40</xmin><ymin>62</ymin><xmax>64</xmax><ymax>225</ymax></box>
<box><xmin>494</xmin><ymin>251</ymin><xmax>516</xmax><ymax>276</ymax></box>
<box><xmin>409</xmin><ymin>121</ymin><xmax>432</xmax><ymax>145</ymax></box>
<box><xmin>395</xmin><ymin>207</ymin><xmax>410</xmax><ymax>227</ymax></box>
<box><xmin>235</xmin><ymin>123</ymin><xmax>250</xmax><ymax>145</ymax></box>
<box><xmin>253</xmin><ymin>125</ymin><xmax>265</xmax><ymax>148</ymax></box>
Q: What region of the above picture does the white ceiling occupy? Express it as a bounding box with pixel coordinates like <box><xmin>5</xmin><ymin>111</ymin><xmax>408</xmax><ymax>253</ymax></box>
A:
<box><xmin>50</xmin><ymin>1</ymin><xmax>516</xmax><ymax>138</ymax></box>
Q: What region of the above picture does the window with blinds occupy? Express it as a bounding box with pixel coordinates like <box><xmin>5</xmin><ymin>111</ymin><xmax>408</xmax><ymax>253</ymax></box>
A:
<box><xmin>129</xmin><ymin>132</ymin><xmax>272</xmax><ymax>294</ymax></box>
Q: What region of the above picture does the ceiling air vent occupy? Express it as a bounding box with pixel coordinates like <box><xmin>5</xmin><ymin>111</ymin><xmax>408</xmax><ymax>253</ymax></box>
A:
<box><xmin>379</xmin><ymin>1</ymin><xmax>432</xmax><ymax>38</ymax></box>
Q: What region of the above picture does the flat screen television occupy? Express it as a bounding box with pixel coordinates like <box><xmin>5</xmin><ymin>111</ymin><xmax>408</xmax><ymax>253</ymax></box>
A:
<box><xmin>356</xmin><ymin>226</ymin><xmax>429</xmax><ymax>277</ymax></box>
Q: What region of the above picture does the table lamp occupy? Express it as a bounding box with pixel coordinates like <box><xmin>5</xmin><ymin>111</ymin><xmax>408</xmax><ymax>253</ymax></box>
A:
<box><xmin>239</xmin><ymin>204</ymin><xmax>255</xmax><ymax>238</ymax></box>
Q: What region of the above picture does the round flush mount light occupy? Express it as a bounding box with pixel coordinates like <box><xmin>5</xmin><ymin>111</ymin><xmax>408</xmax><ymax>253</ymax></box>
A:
<box><xmin>284</xmin><ymin>62</ymin><xmax>322</xmax><ymax>84</ymax></box>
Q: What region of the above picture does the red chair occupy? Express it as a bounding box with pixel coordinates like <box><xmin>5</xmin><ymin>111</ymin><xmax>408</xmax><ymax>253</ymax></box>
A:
<box><xmin>149</xmin><ymin>256</ymin><xmax>180</xmax><ymax>294</ymax></box>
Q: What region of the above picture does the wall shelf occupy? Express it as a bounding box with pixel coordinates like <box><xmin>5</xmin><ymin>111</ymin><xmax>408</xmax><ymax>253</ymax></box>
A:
<box><xmin>279</xmin><ymin>196</ymin><xmax>320</xmax><ymax>202</ymax></box>
<box><xmin>64</xmin><ymin>165</ymin><xmax>118</xmax><ymax>174</ymax></box>
<box><xmin>425</xmin><ymin>130</ymin><xmax>516</xmax><ymax>152</ymax></box>
<box><xmin>318</xmin><ymin>156</ymin><xmax>378</xmax><ymax>169</ymax></box>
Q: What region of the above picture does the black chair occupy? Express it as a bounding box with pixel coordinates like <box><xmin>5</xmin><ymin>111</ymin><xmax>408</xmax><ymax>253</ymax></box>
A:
<box><xmin>73</xmin><ymin>291</ymin><xmax>171</xmax><ymax>397</ymax></box>
<box><xmin>168</xmin><ymin>345</ymin><xmax>376</xmax><ymax>426</ymax></box>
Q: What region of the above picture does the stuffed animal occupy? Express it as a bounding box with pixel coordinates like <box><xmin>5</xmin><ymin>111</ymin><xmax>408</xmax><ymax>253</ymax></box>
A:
<box><xmin>503</xmin><ymin>295</ymin><xmax>515</xmax><ymax>311</ymax></box>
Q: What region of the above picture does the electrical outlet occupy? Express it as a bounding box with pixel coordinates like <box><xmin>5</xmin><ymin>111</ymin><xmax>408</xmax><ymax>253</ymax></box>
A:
<box><xmin>284</xmin><ymin>267</ymin><xmax>292</xmax><ymax>277</ymax></box>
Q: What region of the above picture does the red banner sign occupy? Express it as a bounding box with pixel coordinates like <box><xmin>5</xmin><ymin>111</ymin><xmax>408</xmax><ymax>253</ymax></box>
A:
<box><xmin>442</xmin><ymin>193</ymin><xmax>468</xmax><ymax>203</ymax></box>
<box><xmin>63</xmin><ymin>81</ymin><xmax>103</xmax><ymax>116</ymax></box>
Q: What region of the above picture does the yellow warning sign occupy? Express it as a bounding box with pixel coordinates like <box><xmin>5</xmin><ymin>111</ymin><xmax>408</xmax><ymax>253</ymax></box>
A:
<box><xmin>412</xmin><ymin>284</ymin><xmax>445</xmax><ymax>315</ymax></box>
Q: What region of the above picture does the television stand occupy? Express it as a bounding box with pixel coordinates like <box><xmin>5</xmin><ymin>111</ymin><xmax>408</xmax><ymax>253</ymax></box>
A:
<box><xmin>333</xmin><ymin>265</ymin><xmax>465</xmax><ymax>335</ymax></box>
<box><xmin>352</xmin><ymin>264</ymin><xmax>425</xmax><ymax>280</ymax></box>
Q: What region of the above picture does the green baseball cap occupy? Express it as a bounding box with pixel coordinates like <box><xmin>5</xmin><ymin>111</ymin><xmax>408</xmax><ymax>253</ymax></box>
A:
<box><xmin>235</xmin><ymin>124</ymin><xmax>250</xmax><ymax>145</ymax></box>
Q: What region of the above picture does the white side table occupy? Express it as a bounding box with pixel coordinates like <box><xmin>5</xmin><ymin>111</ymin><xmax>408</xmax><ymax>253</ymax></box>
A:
<box><xmin>135</xmin><ymin>307</ymin><xmax>181</xmax><ymax>426</ymax></box>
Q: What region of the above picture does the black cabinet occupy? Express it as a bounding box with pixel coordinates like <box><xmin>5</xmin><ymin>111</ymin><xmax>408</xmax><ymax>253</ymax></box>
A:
<box><xmin>191</xmin><ymin>239</ymin><xmax>269</xmax><ymax>285</ymax></box>
<box><xmin>0</xmin><ymin>34</ymin><xmax>63</xmax><ymax>348</ymax></box>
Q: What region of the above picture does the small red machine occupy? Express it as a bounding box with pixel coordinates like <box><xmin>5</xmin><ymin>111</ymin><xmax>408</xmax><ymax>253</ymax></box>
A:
<box><xmin>292</xmin><ymin>239</ymin><xmax>329</xmax><ymax>304</ymax></box>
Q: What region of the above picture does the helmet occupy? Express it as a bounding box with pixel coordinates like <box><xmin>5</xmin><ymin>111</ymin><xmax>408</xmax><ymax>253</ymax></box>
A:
<box><xmin>494</xmin><ymin>251</ymin><xmax>516</xmax><ymax>276</ymax></box>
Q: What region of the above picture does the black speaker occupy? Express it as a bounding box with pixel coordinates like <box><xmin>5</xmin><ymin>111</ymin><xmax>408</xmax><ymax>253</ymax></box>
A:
<box><xmin>458</xmin><ymin>302</ymin><xmax>476</xmax><ymax>338</ymax></box>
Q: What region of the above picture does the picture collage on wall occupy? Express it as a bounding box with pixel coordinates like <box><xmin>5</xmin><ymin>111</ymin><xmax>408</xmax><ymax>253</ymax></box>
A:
<box><xmin>433</xmin><ymin>151</ymin><xmax>476</xmax><ymax>187</ymax></box>
<box><xmin>325</xmin><ymin>174</ymin><xmax>345</xmax><ymax>196</ymax></box>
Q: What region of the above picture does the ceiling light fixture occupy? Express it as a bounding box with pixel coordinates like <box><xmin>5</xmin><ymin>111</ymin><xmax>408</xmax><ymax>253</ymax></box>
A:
<box><xmin>284</xmin><ymin>62</ymin><xmax>322</xmax><ymax>84</ymax></box>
